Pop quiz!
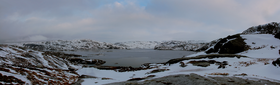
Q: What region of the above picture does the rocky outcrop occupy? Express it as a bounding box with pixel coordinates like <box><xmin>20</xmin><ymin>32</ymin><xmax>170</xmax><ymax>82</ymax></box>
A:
<box><xmin>242</xmin><ymin>22</ymin><xmax>280</xmax><ymax>35</ymax></box>
<box><xmin>205</xmin><ymin>34</ymin><xmax>250</xmax><ymax>54</ymax></box>
<box><xmin>274</xmin><ymin>32</ymin><xmax>280</xmax><ymax>39</ymax></box>
<box><xmin>0</xmin><ymin>45</ymin><xmax>79</xmax><ymax>84</ymax></box>
<box><xmin>68</xmin><ymin>58</ymin><xmax>106</xmax><ymax>65</ymax></box>
<box><xmin>154</xmin><ymin>40</ymin><xmax>213</xmax><ymax>51</ymax></box>
<box><xmin>272</xmin><ymin>58</ymin><xmax>280</xmax><ymax>67</ymax></box>
<box><xmin>107</xmin><ymin>73</ymin><xmax>280</xmax><ymax>85</ymax></box>
<box><xmin>23</xmin><ymin>44</ymin><xmax>45</xmax><ymax>50</ymax></box>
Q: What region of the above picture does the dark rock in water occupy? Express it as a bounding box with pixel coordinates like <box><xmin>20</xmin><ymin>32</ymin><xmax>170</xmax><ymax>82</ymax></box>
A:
<box><xmin>272</xmin><ymin>58</ymin><xmax>280</xmax><ymax>67</ymax></box>
<box><xmin>205</xmin><ymin>34</ymin><xmax>249</xmax><ymax>54</ymax></box>
<box><xmin>275</xmin><ymin>32</ymin><xmax>280</xmax><ymax>39</ymax></box>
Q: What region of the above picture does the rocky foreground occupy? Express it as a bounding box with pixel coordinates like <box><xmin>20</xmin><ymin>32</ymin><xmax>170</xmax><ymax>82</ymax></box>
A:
<box><xmin>107</xmin><ymin>73</ymin><xmax>280</xmax><ymax>85</ymax></box>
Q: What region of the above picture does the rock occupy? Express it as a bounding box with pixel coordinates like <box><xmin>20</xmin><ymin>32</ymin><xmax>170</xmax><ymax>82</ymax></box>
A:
<box><xmin>272</xmin><ymin>58</ymin><xmax>280</xmax><ymax>67</ymax></box>
<box><xmin>188</xmin><ymin>61</ymin><xmax>211</xmax><ymax>67</ymax></box>
<box><xmin>79</xmin><ymin>75</ymin><xmax>97</xmax><ymax>78</ymax></box>
<box><xmin>205</xmin><ymin>34</ymin><xmax>250</xmax><ymax>54</ymax></box>
<box><xmin>180</xmin><ymin>62</ymin><xmax>187</xmax><ymax>67</ymax></box>
<box><xmin>127</xmin><ymin>78</ymin><xmax>146</xmax><ymax>81</ymax></box>
<box><xmin>275</xmin><ymin>32</ymin><xmax>280</xmax><ymax>39</ymax></box>
<box><xmin>23</xmin><ymin>44</ymin><xmax>45</xmax><ymax>50</ymax></box>
<box><xmin>68</xmin><ymin>57</ymin><xmax>106</xmax><ymax>65</ymax></box>
<box><xmin>147</xmin><ymin>69</ymin><xmax>170</xmax><ymax>74</ymax></box>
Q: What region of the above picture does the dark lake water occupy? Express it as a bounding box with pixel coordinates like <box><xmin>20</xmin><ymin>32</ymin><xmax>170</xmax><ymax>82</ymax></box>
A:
<box><xmin>63</xmin><ymin>49</ymin><xmax>196</xmax><ymax>67</ymax></box>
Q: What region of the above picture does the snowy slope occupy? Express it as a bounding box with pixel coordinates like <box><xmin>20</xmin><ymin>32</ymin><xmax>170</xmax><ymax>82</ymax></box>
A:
<box><xmin>154</xmin><ymin>40</ymin><xmax>214</xmax><ymax>51</ymax></box>
<box><xmin>0</xmin><ymin>45</ymin><xmax>80</xmax><ymax>84</ymax></box>
<box><xmin>77</xmin><ymin>34</ymin><xmax>280</xmax><ymax>85</ymax></box>
<box><xmin>239</xmin><ymin>34</ymin><xmax>280</xmax><ymax>58</ymax></box>
<box><xmin>114</xmin><ymin>41</ymin><xmax>162</xmax><ymax>49</ymax></box>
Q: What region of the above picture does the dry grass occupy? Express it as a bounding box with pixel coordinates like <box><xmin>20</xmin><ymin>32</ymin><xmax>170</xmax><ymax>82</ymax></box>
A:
<box><xmin>237</xmin><ymin>61</ymin><xmax>257</xmax><ymax>67</ymax></box>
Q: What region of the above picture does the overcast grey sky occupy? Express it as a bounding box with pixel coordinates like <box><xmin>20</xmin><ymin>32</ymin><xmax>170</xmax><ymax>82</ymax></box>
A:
<box><xmin>1</xmin><ymin>0</ymin><xmax>280</xmax><ymax>43</ymax></box>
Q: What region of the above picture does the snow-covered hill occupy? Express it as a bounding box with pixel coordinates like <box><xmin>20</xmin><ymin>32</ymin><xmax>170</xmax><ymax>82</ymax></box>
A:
<box><xmin>0</xmin><ymin>45</ymin><xmax>80</xmax><ymax>84</ymax></box>
<box><xmin>114</xmin><ymin>41</ymin><xmax>162</xmax><ymax>49</ymax></box>
<box><xmin>18</xmin><ymin>39</ymin><xmax>127</xmax><ymax>51</ymax></box>
<box><xmin>242</xmin><ymin>22</ymin><xmax>280</xmax><ymax>35</ymax></box>
<box><xmin>154</xmin><ymin>40</ymin><xmax>216</xmax><ymax>51</ymax></box>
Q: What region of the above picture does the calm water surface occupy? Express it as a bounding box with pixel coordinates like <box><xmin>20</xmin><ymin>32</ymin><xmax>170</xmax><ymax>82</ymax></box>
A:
<box><xmin>63</xmin><ymin>49</ymin><xmax>196</xmax><ymax>67</ymax></box>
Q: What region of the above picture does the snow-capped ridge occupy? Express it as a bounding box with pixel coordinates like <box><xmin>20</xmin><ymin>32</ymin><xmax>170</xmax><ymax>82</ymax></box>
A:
<box><xmin>242</xmin><ymin>22</ymin><xmax>280</xmax><ymax>35</ymax></box>
<box><xmin>21</xmin><ymin>39</ymin><xmax>127</xmax><ymax>51</ymax></box>
<box><xmin>114</xmin><ymin>41</ymin><xmax>162</xmax><ymax>49</ymax></box>
<box><xmin>154</xmin><ymin>40</ymin><xmax>215</xmax><ymax>51</ymax></box>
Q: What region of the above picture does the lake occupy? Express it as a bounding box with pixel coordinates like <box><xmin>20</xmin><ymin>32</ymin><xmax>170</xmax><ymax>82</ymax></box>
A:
<box><xmin>63</xmin><ymin>49</ymin><xmax>196</xmax><ymax>67</ymax></box>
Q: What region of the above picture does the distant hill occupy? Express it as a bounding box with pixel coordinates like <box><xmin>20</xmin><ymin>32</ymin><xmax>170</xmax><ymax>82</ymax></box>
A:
<box><xmin>241</xmin><ymin>22</ymin><xmax>280</xmax><ymax>35</ymax></box>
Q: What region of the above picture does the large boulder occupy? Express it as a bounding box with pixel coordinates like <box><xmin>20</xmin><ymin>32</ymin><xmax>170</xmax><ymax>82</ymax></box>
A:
<box><xmin>272</xmin><ymin>58</ymin><xmax>280</xmax><ymax>67</ymax></box>
<box><xmin>206</xmin><ymin>34</ymin><xmax>249</xmax><ymax>54</ymax></box>
<box><xmin>274</xmin><ymin>32</ymin><xmax>280</xmax><ymax>39</ymax></box>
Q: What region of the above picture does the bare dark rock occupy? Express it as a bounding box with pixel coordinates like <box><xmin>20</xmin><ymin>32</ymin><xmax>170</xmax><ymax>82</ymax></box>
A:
<box><xmin>205</xmin><ymin>34</ymin><xmax>250</xmax><ymax>54</ymax></box>
<box><xmin>272</xmin><ymin>58</ymin><xmax>280</xmax><ymax>67</ymax></box>
<box><xmin>147</xmin><ymin>69</ymin><xmax>170</xmax><ymax>74</ymax></box>
<box><xmin>68</xmin><ymin>57</ymin><xmax>106</xmax><ymax>65</ymax></box>
<box><xmin>23</xmin><ymin>44</ymin><xmax>45</xmax><ymax>50</ymax></box>
<box><xmin>79</xmin><ymin>75</ymin><xmax>97</xmax><ymax>78</ymax></box>
<box><xmin>275</xmin><ymin>32</ymin><xmax>280</xmax><ymax>39</ymax></box>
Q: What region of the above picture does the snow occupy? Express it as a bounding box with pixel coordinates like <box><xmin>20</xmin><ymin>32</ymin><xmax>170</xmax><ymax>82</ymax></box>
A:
<box><xmin>114</xmin><ymin>41</ymin><xmax>161</xmax><ymax>49</ymax></box>
<box><xmin>78</xmin><ymin>34</ymin><xmax>280</xmax><ymax>85</ymax></box>
<box><xmin>239</xmin><ymin>34</ymin><xmax>280</xmax><ymax>58</ymax></box>
<box><xmin>1</xmin><ymin>34</ymin><xmax>280</xmax><ymax>84</ymax></box>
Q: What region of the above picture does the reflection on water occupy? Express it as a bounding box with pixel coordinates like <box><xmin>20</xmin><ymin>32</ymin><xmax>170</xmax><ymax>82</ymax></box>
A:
<box><xmin>63</xmin><ymin>49</ymin><xmax>196</xmax><ymax>67</ymax></box>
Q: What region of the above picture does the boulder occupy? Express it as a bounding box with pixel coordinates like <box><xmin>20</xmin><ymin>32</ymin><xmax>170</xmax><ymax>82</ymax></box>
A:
<box><xmin>206</xmin><ymin>34</ymin><xmax>249</xmax><ymax>54</ymax></box>
<box><xmin>274</xmin><ymin>32</ymin><xmax>280</xmax><ymax>39</ymax></box>
<box><xmin>272</xmin><ymin>58</ymin><xmax>280</xmax><ymax>67</ymax></box>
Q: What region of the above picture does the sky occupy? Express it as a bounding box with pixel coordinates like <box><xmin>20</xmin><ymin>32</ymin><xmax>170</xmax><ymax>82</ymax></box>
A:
<box><xmin>1</xmin><ymin>0</ymin><xmax>280</xmax><ymax>43</ymax></box>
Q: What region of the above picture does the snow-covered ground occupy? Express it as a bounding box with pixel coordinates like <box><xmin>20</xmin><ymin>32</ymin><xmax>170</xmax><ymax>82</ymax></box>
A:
<box><xmin>77</xmin><ymin>34</ymin><xmax>280</xmax><ymax>85</ymax></box>
<box><xmin>1</xmin><ymin>34</ymin><xmax>280</xmax><ymax>84</ymax></box>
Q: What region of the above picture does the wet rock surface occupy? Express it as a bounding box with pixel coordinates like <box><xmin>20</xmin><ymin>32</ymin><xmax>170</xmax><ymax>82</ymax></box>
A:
<box><xmin>107</xmin><ymin>73</ymin><xmax>280</xmax><ymax>85</ymax></box>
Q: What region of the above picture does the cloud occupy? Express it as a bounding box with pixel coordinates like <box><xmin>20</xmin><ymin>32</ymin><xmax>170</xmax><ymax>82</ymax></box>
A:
<box><xmin>1</xmin><ymin>0</ymin><xmax>280</xmax><ymax>43</ymax></box>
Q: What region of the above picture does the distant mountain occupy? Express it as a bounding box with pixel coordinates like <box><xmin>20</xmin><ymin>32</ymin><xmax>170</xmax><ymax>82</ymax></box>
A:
<box><xmin>21</xmin><ymin>39</ymin><xmax>127</xmax><ymax>51</ymax></box>
<box><xmin>154</xmin><ymin>40</ymin><xmax>217</xmax><ymax>51</ymax></box>
<box><xmin>114</xmin><ymin>41</ymin><xmax>162</xmax><ymax>49</ymax></box>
